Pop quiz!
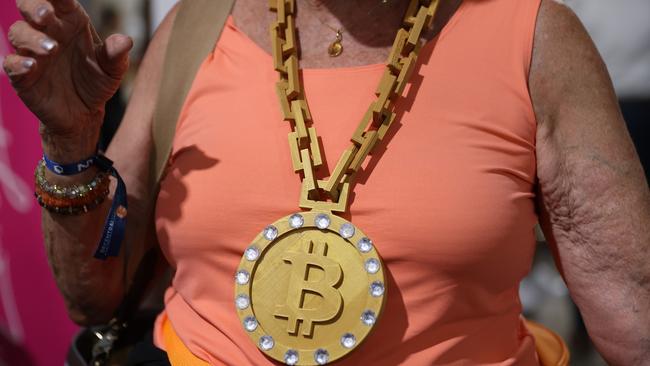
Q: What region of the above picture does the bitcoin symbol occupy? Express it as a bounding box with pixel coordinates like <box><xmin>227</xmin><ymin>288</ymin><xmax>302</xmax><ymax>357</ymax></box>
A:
<box><xmin>275</xmin><ymin>238</ymin><xmax>343</xmax><ymax>337</ymax></box>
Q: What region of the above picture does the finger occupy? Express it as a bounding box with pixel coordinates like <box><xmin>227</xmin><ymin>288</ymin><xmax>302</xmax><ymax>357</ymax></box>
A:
<box><xmin>2</xmin><ymin>54</ymin><xmax>38</xmax><ymax>88</ymax></box>
<box><xmin>88</xmin><ymin>20</ymin><xmax>102</xmax><ymax>45</ymax></box>
<box><xmin>47</xmin><ymin>0</ymin><xmax>80</xmax><ymax>14</ymax></box>
<box><xmin>8</xmin><ymin>20</ymin><xmax>58</xmax><ymax>56</ymax></box>
<box><xmin>16</xmin><ymin>0</ymin><xmax>54</xmax><ymax>27</ymax></box>
<box><xmin>96</xmin><ymin>34</ymin><xmax>133</xmax><ymax>79</ymax></box>
<box><xmin>16</xmin><ymin>0</ymin><xmax>66</xmax><ymax>40</ymax></box>
<box><xmin>45</xmin><ymin>0</ymin><xmax>93</xmax><ymax>44</ymax></box>
<box><xmin>18</xmin><ymin>0</ymin><xmax>90</xmax><ymax>41</ymax></box>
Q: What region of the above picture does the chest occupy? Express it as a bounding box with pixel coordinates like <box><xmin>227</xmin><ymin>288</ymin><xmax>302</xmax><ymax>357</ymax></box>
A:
<box><xmin>158</xmin><ymin>46</ymin><xmax>537</xmax><ymax>280</ymax></box>
<box><xmin>156</xmin><ymin>8</ymin><xmax>540</xmax><ymax>291</ymax></box>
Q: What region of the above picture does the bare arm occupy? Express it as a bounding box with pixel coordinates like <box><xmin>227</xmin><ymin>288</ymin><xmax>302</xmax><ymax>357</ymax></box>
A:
<box><xmin>51</xmin><ymin>9</ymin><xmax>180</xmax><ymax>325</ymax></box>
<box><xmin>530</xmin><ymin>1</ymin><xmax>650</xmax><ymax>364</ymax></box>
<box><xmin>4</xmin><ymin>1</ymin><xmax>179</xmax><ymax>325</ymax></box>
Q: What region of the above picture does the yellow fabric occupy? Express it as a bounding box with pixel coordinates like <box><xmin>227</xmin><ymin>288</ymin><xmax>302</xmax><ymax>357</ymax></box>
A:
<box><xmin>525</xmin><ymin>320</ymin><xmax>570</xmax><ymax>366</ymax></box>
<box><xmin>162</xmin><ymin>314</ymin><xmax>211</xmax><ymax>366</ymax></box>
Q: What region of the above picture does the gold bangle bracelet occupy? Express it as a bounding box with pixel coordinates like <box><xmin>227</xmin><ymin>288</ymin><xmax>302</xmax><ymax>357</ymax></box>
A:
<box><xmin>34</xmin><ymin>159</ymin><xmax>110</xmax><ymax>215</ymax></box>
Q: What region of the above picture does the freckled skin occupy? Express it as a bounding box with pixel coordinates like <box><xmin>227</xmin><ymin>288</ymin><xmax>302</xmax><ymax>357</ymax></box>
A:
<box><xmin>531</xmin><ymin>1</ymin><xmax>650</xmax><ymax>364</ymax></box>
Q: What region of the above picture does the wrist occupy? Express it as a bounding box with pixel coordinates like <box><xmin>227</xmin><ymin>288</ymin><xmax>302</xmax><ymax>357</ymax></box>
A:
<box><xmin>39</xmin><ymin>123</ymin><xmax>101</xmax><ymax>164</ymax></box>
<box><xmin>39</xmin><ymin>123</ymin><xmax>103</xmax><ymax>185</ymax></box>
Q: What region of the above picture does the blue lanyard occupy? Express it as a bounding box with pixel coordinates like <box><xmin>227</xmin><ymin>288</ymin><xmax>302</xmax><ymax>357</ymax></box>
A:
<box><xmin>43</xmin><ymin>153</ymin><xmax>127</xmax><ymax>260</ymax></box>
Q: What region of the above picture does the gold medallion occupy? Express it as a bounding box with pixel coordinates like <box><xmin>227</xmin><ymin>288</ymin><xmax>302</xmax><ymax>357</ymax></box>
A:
<box><xmin>235</xmin><ymin>210</ymin><xmax>386</xmax><ymax>365</ymax></box>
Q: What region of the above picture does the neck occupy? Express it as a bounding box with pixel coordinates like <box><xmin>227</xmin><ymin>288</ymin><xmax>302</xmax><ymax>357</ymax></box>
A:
<box><xmin>298</xmin><ymin>0</ymin><xmax>461</xmax><ymax>47</ymax></box>
<box><xmin>231</xmin><ymin>0</ymin><xmax>462</xmax><ymax>68</ymax></box>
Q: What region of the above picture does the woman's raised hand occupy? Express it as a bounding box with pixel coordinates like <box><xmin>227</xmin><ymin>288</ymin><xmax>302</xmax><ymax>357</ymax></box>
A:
<box><xmin>2</xmin><ymin>0</ymin><xmax>132</xmax><ymax>141</ymax></box>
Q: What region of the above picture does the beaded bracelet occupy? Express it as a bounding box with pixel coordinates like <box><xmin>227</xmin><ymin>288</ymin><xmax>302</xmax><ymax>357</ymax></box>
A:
<box><xmin>35</xmin><ymin>153</ymin><xmax>128</xmax><ymax>260</ymax></box>
<box><xmin>34</xmin><ymin>159</ymin><xmax>110</xmax><ymax>215</ymax></box>
<box><xmin>34</xmin><ymin>183</ymin><xmax>110</xmax><ymax>214</ymax></box>
<box><xmin>35</xmin><ymin>191</ymin><xmax>108</xmax><ymax>215</ymax></box>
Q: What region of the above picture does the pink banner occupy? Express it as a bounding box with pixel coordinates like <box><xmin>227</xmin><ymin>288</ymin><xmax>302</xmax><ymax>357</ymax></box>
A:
<box><xmin>0</xmin><ymin>6</ymin><xmax>78</xmax><ymax>366</ymax></box>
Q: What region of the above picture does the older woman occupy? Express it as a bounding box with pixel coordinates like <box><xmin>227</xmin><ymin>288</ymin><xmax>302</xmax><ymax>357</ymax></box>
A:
<box><xmin>3</xmin><ymin>0</ymin><xmax>649</xmax><ymax>364</ymax></box>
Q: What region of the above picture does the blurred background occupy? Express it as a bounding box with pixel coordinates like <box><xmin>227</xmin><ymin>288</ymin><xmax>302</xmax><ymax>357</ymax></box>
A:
<box><xmin>0</xmin><ymin>0</ymin><xmax>647</xmax><ymax>365</ymax></box>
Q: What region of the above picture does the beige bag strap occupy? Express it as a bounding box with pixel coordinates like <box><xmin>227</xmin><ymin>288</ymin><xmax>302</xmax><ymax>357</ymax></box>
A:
<box><xmin>120</xmin><ymin>0</ymin><xmax>234</xmax><ymax>323</ymax></box>
<box><xmin>151</xmin><ymin>0</ymin><xmax>235</xmax><ymax>185</ymax></box>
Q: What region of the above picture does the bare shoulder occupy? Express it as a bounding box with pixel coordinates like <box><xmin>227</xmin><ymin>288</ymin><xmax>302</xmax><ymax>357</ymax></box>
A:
<box><xmin>529</xmin><ymin>0</ymin><xmax>618</xmax><ymax>127</ymax></box>
<box><xmin>530</xmin><ymin>0</ymin><xmax>647</xmax><ymax>240</ymax></box>
<box><xmin>528</xmin><ymin>0</ymin><xmax>647</xmax><ymax>185</ymax></box>
<box><xmin>530</xmin><ymin>0</ymin><xmax>645</xmax><ymax>203</ymax></box>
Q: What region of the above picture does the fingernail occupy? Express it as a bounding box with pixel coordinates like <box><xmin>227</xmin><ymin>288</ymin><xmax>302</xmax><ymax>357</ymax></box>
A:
<box><xmin>41</xmin><ymin>38</ymin><xmax>56</xmax><ymax>52</ymax></box>
<box><xmin>22</xmin><ymin>59</ymin><xmax>35</xmax><ymax>69</ymax></box>
<box><xmin>36</xmin><ymin>6</ymin><xmax>49</xmax><ymax>19</ymax></box>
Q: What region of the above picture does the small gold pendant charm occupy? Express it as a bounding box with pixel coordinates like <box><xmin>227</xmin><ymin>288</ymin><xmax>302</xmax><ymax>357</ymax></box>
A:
<box><xmin>328</xmin><ymin>31</ymin><xmax>343</xmax><ymax>57</ymax></box>
<box><xmin>235</xmin><ymin>210</ymin><xmax>386</xmax><ymax>365</ymax></box>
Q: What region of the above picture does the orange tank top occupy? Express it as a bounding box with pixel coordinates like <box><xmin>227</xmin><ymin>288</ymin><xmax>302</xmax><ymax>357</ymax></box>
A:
<box><xmin>154</xmin><ymin>0</ymin><xmax>542</xmax><ymax>364</ymax></box>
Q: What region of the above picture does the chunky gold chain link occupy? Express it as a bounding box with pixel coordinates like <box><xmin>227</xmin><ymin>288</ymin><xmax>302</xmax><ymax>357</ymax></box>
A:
<box><xmin>270</xmin><ymin>0</ymin><xmax>441</xmax><ymax>213</ymax></box>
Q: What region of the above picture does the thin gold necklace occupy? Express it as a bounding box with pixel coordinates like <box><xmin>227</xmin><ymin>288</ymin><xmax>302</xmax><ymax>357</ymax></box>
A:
<box><xmin>307</xmin><ymin>0</ymin><xmax>345</xmax><ymax>57</ymax></box>
<box><xmin>317</xmin><ymin>19</ymin><xmax>344</xmax><ymax>57</ymax></box>
<box><xmin>308</xmin><ymin>0</ymin><xmax>394</xmax><ymax>57</ymax></box>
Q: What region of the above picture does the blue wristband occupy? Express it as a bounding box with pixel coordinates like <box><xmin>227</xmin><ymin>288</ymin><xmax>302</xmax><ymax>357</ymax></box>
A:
<box><xmin>42</xmin><ymin>153</ymin><xmax>128</xmax><ymax>259</ymax></box>
<box><xmin>93</xmin><ymin>154</ymin><xmax>128</xmax><ymax>260</ymax></box>
<box><xmin>43</xmin><ymin>154</ymin><xmax>97</xmax><ymax>175</ymax></box>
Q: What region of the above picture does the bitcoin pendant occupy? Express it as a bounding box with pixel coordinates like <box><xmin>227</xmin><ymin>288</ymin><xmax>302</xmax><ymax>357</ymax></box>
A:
<box><xmin>234</xmin><ymin>211</ymin><xmax>386</xmax><ymax>365</ymax></box>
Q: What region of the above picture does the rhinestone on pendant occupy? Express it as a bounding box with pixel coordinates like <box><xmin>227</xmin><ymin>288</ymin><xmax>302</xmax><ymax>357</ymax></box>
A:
<box><xmin>244</xmin><ymin>246</ymin><xmax>259</xmax><ymax>261</ymax></box>
<box><xmin>357</xmin><ymin>237</ymin><xmax>373</xmax><ymax>253</ymax></box>
<box><xmin>263</xmin><ymin>225</ymin><xmax>278</xmax><ymax>241</ymax></box>
<box><xmin>235</xmin><ymin>294</ymin><xmax>250</xmax><ymax>310</ymax></box>
<box><xmin>243</xmin><ymin>316</ymin><xmax>258</xmax><ymax>332</ymax></box>
<box><xmin>284</xmin><ymin>350</ymin><xmax>299</xmax><ymax>365</ymax></box>
<box><xmin>235</xmin><ymin>269</ymin><xmax>250</xmax><ymax>285</ymax></box>
<box><xmin>361</xmin><ymin>310</ymin><xmax>377</xmax><ymax>326</ymax></box>
<box><xmin>340</xmin><ymin>333</ymin><xmax>357</xmax><ymax>349</ymax></box>
<box><xmin>289</xmin><ymin>213</ymin><xmax>304</xmax><ymax>228</ymax></box>
<box><xmin>259</xmin><ymin>335</ymin><xmax>275</xmax><ymax>351</ymax></box>
<box><xmin>314</xmin><ymin>214</ymin><xmax>331</xmax><ymax>229</ymax></box>
<box><xmin>314</xmin><ymin>349</ymin><xmax>329</xmax><ymax>365</ymax></box>
<box><xmin>365</xmin><ymin>258</ymin><xmax>380</xmax><ymax>274</ymax></box>
<box><xmin>370</xmin><ymin>281</ymin><xmax>385</xmax><ymax>297</ymax></box>
<box><xmin>339</xmin><ymin>223</ymin><xmax>355</xmax><ymax>238</ymax></box>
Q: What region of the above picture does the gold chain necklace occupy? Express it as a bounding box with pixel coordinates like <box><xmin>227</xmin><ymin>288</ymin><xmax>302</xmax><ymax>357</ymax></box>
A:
<box><xmin>235</xmin><ymin>1</ymin><xmax>440</xmax><ymax>364</ymax></box>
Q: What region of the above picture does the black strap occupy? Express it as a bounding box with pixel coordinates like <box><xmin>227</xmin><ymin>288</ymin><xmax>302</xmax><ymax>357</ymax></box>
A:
<box><xmin>113</xmin><ymin>247</ymin><xmax>160</xmax><ymax>323</ymax></box>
